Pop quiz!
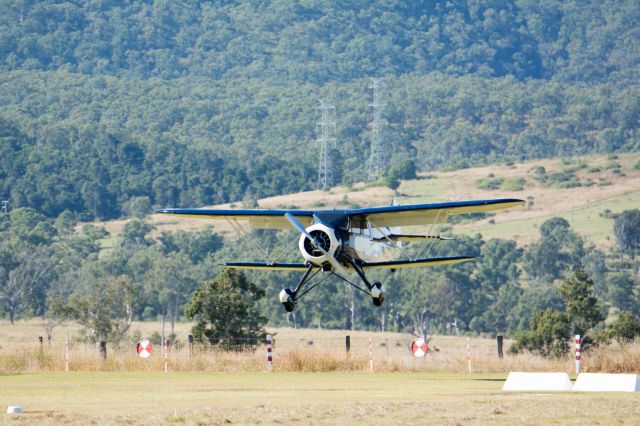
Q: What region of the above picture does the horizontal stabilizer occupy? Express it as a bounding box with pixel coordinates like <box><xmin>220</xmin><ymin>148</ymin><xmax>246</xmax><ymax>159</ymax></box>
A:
<box><xmin>373</xmin><ymin>234</ymin><xmax>454</xmax><ymax>242</ymax></box>
<box><xmin>360</xmin><ymin>256</ymin><xmax>475</xmax><ymax>270</ymax></box>
<box><xmin>223</xmin><ymin>262</ymin><xmax>313</xmax><ymax>271</ymax></box>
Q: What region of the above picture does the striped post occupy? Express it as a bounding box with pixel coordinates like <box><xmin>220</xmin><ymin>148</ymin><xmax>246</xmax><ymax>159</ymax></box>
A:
<box><xmin>575</xmin><ymin>335</ymin><xmax>581</xmax><ymax>374</ymax></box>
<box><xmin>266</xmin><ymin>335</ymin><xmax>273</xmax><ymax>371</ymax></box>
<box><xmin>163</xmin><ymin>339</ymin><xmax>168</xmax><ymax>373</ymax></box>
<box><xmin>65</xmin><ymin>339</ymin><xmax>69</xmax><ymax>373</ymax></box>
<box><xmin>369</xmin><ymin>337</ymin><xmax>373</xmax><ymax>372</ymax></box>
<box><xmin>466</xmin><ymin>337</ymin><xmax>472</xmax><ymax>373</ymax></box>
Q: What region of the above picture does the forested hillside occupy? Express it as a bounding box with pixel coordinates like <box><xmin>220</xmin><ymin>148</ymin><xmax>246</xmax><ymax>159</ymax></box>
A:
<box><xmin>2</xmin><ymin>1</ymin><xmax>640</xmax><ymax>338</ymax></box>
<box><xmin>1</xmin><ymin>0</ymin><xmax>639</xmax><ymax>219</ymax></box>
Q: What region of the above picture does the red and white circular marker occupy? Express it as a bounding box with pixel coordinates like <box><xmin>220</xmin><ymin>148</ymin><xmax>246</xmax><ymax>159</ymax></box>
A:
<box><xmin>137</xmin><ymin>339</ymin><xmax>152</xmax><ymax>358</ymax></box>
<box><xmin>411</xmin><ymin>338</ymin><xmax>427</xmax><ymax>357</ymax></box>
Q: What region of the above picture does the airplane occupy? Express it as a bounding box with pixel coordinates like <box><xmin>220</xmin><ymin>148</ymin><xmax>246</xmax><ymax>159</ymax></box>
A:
<box><xmin>155</xmin><ymin>198</ymin><xmax>524</xmax><ymax>312</ymax></box>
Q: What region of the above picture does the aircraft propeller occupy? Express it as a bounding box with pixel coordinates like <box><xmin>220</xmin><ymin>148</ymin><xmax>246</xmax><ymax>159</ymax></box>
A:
<box><xmin>284</xmin><ymin>213</ymin><xmax>349</xmax><ymax>276</ymax></box>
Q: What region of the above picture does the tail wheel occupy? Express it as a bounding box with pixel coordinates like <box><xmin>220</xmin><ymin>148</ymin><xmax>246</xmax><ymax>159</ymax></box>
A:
<box><xmin>371</xmin><ymin>282</ymin><xmax>385</xmax><ymax>307</ymax></box>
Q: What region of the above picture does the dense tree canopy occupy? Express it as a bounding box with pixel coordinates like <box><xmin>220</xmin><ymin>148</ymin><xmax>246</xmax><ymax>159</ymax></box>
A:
<box><xmin>0</xmin><ymin>1</ymin><xmax>638</xmax><ymax>219</ymax></box>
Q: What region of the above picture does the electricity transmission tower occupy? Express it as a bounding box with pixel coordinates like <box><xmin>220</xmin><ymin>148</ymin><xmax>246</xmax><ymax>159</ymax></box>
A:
<box><xmin>316</xmin><ymin>100</ymin><xmax>336</xmax><ymax>189</ymax></box>
<box><xmin>367</xmin><ymin>78</ymin><xmax>386</xmax><ymax>180</ymax></box>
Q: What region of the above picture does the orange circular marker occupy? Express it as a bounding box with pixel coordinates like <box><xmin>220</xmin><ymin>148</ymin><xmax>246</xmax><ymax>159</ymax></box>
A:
<box><xmin>137</xmin><ymin>339</ymin><xmax>152</xmax><ymax>358</ymax></box>
<box><xmin>411</xmin><ymin>338</ymin><xmax>427</xmax><ymax>357</ymax></box>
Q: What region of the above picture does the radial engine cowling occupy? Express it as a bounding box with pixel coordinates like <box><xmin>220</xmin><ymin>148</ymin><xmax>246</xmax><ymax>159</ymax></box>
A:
<box><xmin>298</xmin><ymin>223</ymin><xmax>340</xmax><ymax>266</ymax></box>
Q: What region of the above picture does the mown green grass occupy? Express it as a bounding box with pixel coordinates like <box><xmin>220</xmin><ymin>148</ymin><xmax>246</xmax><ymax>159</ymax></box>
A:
<box><xmin>1</xmin><ymin>371</ymin><xmax>639</xmax><ymax>424</ymax></box>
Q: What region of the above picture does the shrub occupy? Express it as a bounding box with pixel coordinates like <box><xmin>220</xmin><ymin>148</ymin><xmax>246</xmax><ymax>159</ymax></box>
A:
<box><xmin>530</xmin><ymin>166</ymin><xmax>546</xmax><ymax>175</ymax></box>
<box><xmin>502</xmin><ymin>177</ymin><xmax>526</xmax><ymax>191</ymax></box>
<box><xmin>605</xmin><ymin>161</ymin><xmax>621</xmax><ymax>170</ymax></box>
<box><xmin>475</xmin><ymin>177</ymin><xmax>504</xmax><ymax>190</ymax></box>
<box><xmin>546</xmin><ymin>169</ymin><xmax>581</xmax><ymax>188</ymax></box>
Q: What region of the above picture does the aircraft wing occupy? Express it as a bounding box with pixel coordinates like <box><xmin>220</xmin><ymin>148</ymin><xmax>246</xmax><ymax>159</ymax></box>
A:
<box><xmin>348</xmin><ymin>198</ymin><xmax>524</xmax><ymax>227</ymax></box>
<box><xmin>155</xmin><ymin>198</ymin><xmax>523</xmax><ymax>229</ymax></box>
<box><xmin>359</xmin><ymin>256</ymin><xmax>475</xmax><ymax>270</ymax></box>
<box><xmin>224</xmin><ymin>257</ymin><xmax>473</xmax><ymax>271</ymax></box>
<box><xmin>154</xmin><ymin>208</ymin><xmax>314</xmax><ymax>229</ymax></box>
<box><xmin>223</xmin><ymin>262</ymin><xmax>313</xmax><ymax>271</ymax></box>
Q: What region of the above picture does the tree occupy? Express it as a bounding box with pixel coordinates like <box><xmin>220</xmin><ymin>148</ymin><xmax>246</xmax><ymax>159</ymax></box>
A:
<box><xmin>614</xmin><ymin>209</ymin><xmax>640</xmax><ymax>261</ymax></box>
<box><xmin>559</xmin><ymin>269</ymin><xmax>605</xmax><ymax>337</ymax></box>
<box><xmin>469</xmin><ymin>239</ymin><xmax>523</xmax><ymax>332</ymax></box>
<box><xmin>159</xmin><ymin>226</ymin><xmax>223</xmax><ymax>263</ymax></box>
<box><xmin>523</xmin><ymin>217</ymin><xmax>585</xmax><ymax>283</ymax></box>
<box><xmin>185</xmin><ymin>269</ymin><xmax>266</xmax><ymax>348</ymax></box>
<box><xmin>50</xmin><ymin>275</ymin><xmax>139</xmax><ymax>344</ymax></box>
<box><xmin>147</xmin><ymin>252</ymin><xmax>198</xmax><ymax>335</ymax></box>
<box><xmin>387</xmin><ymin>159</ymin><xmax>417</xmax><ymax>182</ymax></box>
<box><xmin>511</xmin><ymin>284</ymin><xmax>564</xmax><ymax>330</ymax></box>
<box><xmin>123</xmin><ymin>196</ymin><xmax>152</xmax><ymax>219</ymax></box>
<box><xmin>607</xmin><ymin>272</ymin><xmax>639</xmax><ymax>315</ymax></box>
<box><xmin>511</xmin><ymin>269</ymin><xmax>605</xmax><ymax>357</ymax></box>
<box><xmin>118</xmin><ymin>220</ymin><xmax>155</xmax><ymax>247</ymax></box>
<box><xmin>0</xmin><ymin>245</ymin><xmax>53</xmax><ymax>323</ymax></box>
<box><xmin>510</xmin><ymin>309</ymin><xmax>571</xmax><ymax>357</ymax></box>
<box><xmin>605</xmin><ymin>313</ymin><xmax>640</xmax><ymax>343</ymax></box>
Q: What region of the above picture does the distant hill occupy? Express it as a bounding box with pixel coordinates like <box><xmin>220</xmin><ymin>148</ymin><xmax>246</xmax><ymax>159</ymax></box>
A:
<box><xmin>1</xmin><ymin>1</ymin><xmax>639</xmax><ymax>220</ymax></box>
<box><xmin>97</xmin><ymin>152</ymin><xmax>640</xmax><ymax>250</ymax></box>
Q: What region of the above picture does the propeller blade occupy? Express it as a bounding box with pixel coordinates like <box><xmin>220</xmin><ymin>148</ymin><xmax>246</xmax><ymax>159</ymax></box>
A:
<box><xmin>284</xmin><ymin>213</ymin><xmax>308</xmax><ymax>235</ymax></box>
<box><xmin>284</xmin><ymin>213</ymin><xmax>349</xmax><ymax>276</ymax></box>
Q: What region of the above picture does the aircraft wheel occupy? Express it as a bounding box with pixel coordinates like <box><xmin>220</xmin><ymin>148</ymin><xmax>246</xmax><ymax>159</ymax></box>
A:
<box><xmin>279</xmin><ymin>288</ymin><xmax>296</xmax><ymax>312</ymax></box>
<box><xmin>371</xmin><ymin>282</ymin><xmax>385</xmax><ymax>307</ymax></box>
<box><xmin>283</xmin><ymin>301</ymin><xmax>296</xmax><ymax>312</ymax></box>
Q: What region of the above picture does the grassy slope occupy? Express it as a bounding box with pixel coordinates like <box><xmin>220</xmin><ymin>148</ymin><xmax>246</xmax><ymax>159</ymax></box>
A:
<box><xmin>111</xmin><ymin>152</ymin><xmax>640</xmax><ymax>249</ymax></box>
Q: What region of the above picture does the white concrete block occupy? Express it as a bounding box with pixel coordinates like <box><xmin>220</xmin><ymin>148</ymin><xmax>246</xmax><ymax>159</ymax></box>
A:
<box><xmin>502</xmin><ymin>372</ymin><xmax>573</xmax><ymax>391</ymax></box>
<box><xmin>573</xmin><ymin>373</ymin><xmax>640</xmax><ymax>392</ymax></box>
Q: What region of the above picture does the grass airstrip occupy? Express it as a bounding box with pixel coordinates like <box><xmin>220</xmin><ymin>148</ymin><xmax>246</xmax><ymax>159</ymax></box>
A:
<box><xmin>2</xmin><ymin>321</ymin><xmax>640</xmax><ymax>424</ymax></box>
<box><xmin>2</xmin><ymin>371</ymin><xmax>640</xmax><ymax>424</ymax></box>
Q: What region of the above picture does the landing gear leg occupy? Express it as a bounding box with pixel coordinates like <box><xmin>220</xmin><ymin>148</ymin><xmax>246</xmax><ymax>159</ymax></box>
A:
<box><xmin>348</xmin><ymin>260</ymin><xmax>385</xmax><ymax>307</ymax></box>
<box><xmin>279</xmin><ymin>265</ymin><xmax>317</xmax><ymax>312</ymax></box>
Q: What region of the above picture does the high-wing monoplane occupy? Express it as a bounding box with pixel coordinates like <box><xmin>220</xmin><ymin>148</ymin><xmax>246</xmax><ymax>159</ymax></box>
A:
<box><xmin>155</xmin><ymin>198</ymin><xmax>524</xmax><ymax>312</ymax></box>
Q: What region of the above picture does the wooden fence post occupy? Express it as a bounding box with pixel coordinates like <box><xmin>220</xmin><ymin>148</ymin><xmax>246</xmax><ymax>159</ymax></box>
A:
<box><xmin>99</xmin><ymin>341</ymin><xmax>107</xmax><ymax>363</ymax></box>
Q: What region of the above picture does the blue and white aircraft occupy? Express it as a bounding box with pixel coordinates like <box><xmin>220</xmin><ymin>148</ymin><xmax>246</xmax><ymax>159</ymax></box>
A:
<box><xmin>156</xmin><ymin>198</ymin><xmax>524</xmax><ymax>312</ymax></box>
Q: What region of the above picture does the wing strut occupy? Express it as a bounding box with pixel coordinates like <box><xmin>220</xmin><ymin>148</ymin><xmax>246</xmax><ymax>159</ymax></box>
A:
<box><xmin>368</xmin><ymin>218</ymin><xmax>410</xmax><ymax>260</ymax></box>
<box><xmin>414</xmin><ymin>208</ymin><xmax>446</xmax><ymax>261</ymax></box>
<box><xmin>225</xmin><ymin>218</ymin><xmax>296</xmax><ymax>265</ymax></box>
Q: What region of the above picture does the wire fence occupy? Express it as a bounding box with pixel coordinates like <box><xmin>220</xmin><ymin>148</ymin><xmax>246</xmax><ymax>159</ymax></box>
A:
<box><xmin>0</xmin><ymin>332</ymin><xmax>585</xmax><ymax>374</ymax></box>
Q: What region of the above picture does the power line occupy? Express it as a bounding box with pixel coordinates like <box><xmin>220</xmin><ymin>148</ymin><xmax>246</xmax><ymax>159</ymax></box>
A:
<box><xmin>316</xmin><ymin>100</ymin><xmax>336</xmax><ymax>189</ymax></box>
<box><xmin>367</xmin><ymin>78</ymin><xmax>387</xmax><ymax>181</ymax></box>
